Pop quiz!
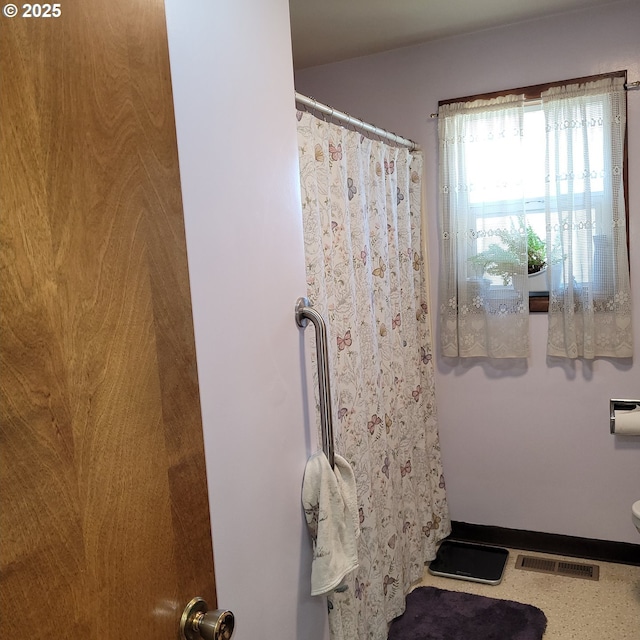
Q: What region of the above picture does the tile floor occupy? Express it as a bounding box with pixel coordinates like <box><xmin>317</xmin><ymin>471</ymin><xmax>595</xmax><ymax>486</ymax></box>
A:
<box><xmin>415</xmin><ymin>547</ymin><xmax>640</xmax><ymax>639</ymax></box>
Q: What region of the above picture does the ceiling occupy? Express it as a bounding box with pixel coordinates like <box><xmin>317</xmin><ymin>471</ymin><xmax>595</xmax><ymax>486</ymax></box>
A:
<box><xmin>289</xmin><ymin>0</ymin><xmax>620</xmax><ymax>69</ymax></box>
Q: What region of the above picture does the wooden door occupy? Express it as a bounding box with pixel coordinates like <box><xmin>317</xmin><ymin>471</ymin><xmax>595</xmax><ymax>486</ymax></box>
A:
<box><xmin>0</xmin><ymin>1</ymin><xmax>217</xmax><ymax>638</ymax></box>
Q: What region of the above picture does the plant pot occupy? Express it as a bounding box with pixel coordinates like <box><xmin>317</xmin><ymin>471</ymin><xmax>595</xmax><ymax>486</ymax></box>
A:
<box><xmin>528</xmin><ymin>267</ymin><xmax>548</xmax><ymax>293</ymax></box>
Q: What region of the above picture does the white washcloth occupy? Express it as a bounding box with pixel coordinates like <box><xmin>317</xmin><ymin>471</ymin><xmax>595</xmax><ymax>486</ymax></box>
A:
<box><xmin>301</xmin><ymin>451</ymin><xmax>360</xmax><ymax>596</ymax></box>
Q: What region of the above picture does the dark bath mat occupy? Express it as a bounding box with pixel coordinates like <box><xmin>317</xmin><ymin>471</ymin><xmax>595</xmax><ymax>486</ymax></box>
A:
<box><xmin>388</xmin><ymin>586</ymin><xmax>547</xmax><ymax>640</ymax></box>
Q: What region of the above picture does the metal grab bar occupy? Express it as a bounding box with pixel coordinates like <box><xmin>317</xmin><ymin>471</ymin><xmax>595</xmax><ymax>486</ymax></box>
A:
<box><xmin>296</xmin><ymin>297</ymin><xmax>335</xmax><ymax>469</ymax></box>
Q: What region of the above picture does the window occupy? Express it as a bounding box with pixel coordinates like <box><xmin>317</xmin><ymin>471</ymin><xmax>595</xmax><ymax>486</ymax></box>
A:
<box><xmin>438</xmin><ymin>72</ymin><xmax>632</xmax><ymax>359</ymax></box>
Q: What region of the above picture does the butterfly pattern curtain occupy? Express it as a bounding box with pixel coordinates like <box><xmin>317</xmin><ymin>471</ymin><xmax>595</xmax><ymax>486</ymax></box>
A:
<box><xmin>296</xmin><ymin>109</ymin><xmax>450</xmax><ymax>640</ymax></box>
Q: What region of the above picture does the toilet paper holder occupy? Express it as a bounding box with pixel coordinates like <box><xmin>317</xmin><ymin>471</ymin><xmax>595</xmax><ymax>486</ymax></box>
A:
<box><xmin>610</xmin><ymin>399</ymin><xmax>640</xmax><ymax>434</ymax></box>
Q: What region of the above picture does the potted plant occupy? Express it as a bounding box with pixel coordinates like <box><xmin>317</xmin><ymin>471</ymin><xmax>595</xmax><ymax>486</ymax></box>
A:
<box><xmin>469</xmin><ymin>225</ymin><xmax>547</xmax><ymax>286</ymax></box>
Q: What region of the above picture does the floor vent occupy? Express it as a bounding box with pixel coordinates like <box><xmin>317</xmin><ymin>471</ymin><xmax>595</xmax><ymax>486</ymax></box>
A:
<box><xmin>515</xmin><ymin>555</ymin><xmax>600</xmax><ymax>581</ymax></box>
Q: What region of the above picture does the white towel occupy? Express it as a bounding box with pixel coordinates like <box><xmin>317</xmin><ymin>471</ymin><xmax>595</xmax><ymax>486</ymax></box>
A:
<box><xmin>301</xmin><ymin>451</ymin><xmax>360</xmax><ymax>596</ymax></box>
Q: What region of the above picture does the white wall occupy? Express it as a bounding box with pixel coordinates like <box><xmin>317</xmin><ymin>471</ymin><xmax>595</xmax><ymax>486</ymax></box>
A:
<box><xmin>165</xmin><ymin>1</ymin><xmax>328</xmax><ymax>638</ymax></box>
<box><xmin>296</xmin><ymin>0</ymin><xmax>640</xmax><ymax>544</ymax></box>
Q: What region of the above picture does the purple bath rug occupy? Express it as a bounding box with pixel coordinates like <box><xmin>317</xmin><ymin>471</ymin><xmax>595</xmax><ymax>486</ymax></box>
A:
<box><xmin>388</xmin><ymin>586</ymin><xmax>547</xmax><ymax>640</ymax></box>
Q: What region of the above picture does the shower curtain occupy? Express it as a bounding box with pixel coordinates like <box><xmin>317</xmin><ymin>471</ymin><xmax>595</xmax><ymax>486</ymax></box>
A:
<box><xmin>296</xmin><ymin>108</ymin><xmax>450</xmax><ymax>640</ymax></box>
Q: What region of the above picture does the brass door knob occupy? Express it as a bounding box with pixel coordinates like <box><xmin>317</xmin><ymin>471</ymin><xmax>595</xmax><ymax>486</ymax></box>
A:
<box><xmin>180</xmin><ymin>597</ymin><xmax>235</xmax><ymax>640</ymax></box>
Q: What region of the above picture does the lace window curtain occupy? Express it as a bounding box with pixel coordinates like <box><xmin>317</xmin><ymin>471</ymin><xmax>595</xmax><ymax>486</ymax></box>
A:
<box><xmin>439</xmin><ymin>95</ymin><xmax>529</xmax><ymax>358</ymax></box>
<box><xmin>543</xmin><ymin>77</ymin><xmax>633</xmax><ymax>358</ymax></box>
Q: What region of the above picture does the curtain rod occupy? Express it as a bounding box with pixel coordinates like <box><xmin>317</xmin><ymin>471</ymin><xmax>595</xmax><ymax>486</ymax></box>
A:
<box><xmin>295</xmin><ymin>92</ymin><xmax>419</xmax><ymax>151</ymax></box>
<box><xmin>429</xmin><ymin>79</ymin><xmax>640</xmax><ymax>118</ymax></box>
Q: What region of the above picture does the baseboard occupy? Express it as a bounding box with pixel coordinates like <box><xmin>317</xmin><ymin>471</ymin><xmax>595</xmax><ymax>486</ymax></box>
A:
<box><xmin>450</xmin><ymin>521</ymin><xmax>640</xmax><ymax>567</ymax></box>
